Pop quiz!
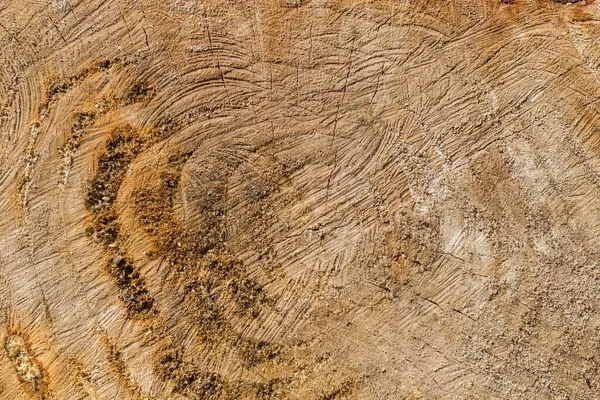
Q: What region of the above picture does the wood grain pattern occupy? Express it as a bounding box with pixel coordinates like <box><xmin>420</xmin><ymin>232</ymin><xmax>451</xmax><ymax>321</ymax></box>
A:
<box><xmin>1</xmin><ymin>0</ymin><xmax>600</xmax><ymax>398</ymax></box>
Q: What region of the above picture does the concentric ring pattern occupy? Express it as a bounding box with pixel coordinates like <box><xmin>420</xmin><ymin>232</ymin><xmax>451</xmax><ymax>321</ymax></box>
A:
<box><xmin>1</xmin><ymin>0</ymin><xmax>600</xmax><ymax>399</ymax></box>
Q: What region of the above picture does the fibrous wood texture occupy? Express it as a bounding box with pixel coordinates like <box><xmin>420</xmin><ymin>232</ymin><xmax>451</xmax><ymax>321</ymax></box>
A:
<box><xmin>1</xmin><ymin>0</ymin><xmax>600</xmax><ymax>399</ymax></box>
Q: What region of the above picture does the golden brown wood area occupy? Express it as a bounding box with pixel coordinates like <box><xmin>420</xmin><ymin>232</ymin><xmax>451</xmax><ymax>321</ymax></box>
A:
<box><xmin>1</xmin><ymin>0</ymin><xmax>600</xmax><ymax>398</ymax></box>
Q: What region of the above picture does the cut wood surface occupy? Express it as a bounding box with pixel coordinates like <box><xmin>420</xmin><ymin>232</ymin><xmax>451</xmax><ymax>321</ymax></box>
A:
<box><xmin>1</xmin><ymin>0</ymin><xmax>600</xmax><ymax>398</ymax></box>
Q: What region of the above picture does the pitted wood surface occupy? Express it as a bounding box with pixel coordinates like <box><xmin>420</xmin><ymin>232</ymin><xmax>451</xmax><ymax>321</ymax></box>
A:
<box><xmin>1</xmin><ymin>0</ymin><xmax>600</xmax><ymax>398</ymax></box>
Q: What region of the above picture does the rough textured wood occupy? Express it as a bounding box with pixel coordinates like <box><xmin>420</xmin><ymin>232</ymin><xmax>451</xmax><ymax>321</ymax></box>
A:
<box><xmin>1</xmin><ymin>0</ymin><xmax>600</xmax><ymax>398</ymax></box>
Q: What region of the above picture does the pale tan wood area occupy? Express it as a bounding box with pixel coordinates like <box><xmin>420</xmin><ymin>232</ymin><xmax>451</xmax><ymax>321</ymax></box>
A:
<box><xmin>1</xmin><ymin>0</ymin><xmax>600</xmax><ymax>398</ymax></box>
